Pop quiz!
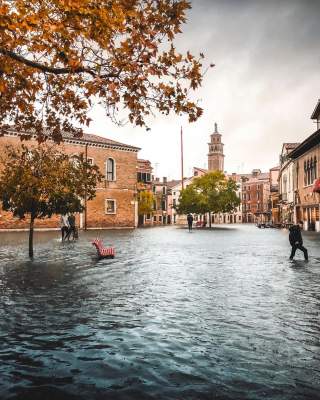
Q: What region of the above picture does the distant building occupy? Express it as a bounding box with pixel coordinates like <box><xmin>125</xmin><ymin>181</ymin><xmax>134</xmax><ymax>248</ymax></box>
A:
<box><xmin>152</xmin><ymin>177</ymin><xmax>171</xmax><ymax>225</ymax></box>
<box><xmin>170</xmin><ymin>177</ymin><xmax>194</xmax><ymax>225</ymax></box>
<box><xmin>137</xmin><ymin>159</ymin><xmax>153</xmax><ymax>226</ymax></box>
<box><xmin>212</xmin><ymin>172</ymin><xmax>242</xmax><ymax>225</ymax></box>
<box><xmin>241</xmin><ymin>169</ymin><xmax>270</xmax><ymax>223</ymax></box>
<box><xmin>269</xmin><ymin>166</ymin><xmax>280</xmax><ymax>225</ymax></box>
<box><xmin>208</xmin><ymin>123</ymin><xmax>224</xmax><ymax>171</ymax></box>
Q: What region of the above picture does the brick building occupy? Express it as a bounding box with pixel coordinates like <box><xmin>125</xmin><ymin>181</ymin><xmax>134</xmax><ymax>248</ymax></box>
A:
<box><xmin>241</xmin><ymin>170</ymin><xmax>270</xmax><ymax>223</ymax></box>
<box><xmin>0</xmin><ymin>130</ymin><xmax>140</xmax><ymax>230</ymax></box>
<box><xmin>137</xmin><ymin>159</ymin><xmax>153</xmax><ymax>226</ymax></box>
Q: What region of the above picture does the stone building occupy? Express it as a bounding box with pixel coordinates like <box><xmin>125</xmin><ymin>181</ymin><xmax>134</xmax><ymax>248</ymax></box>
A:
<box><xmin>0</xmin><ymin>130</ymin><xmax>140</xmax><ymax>230</ymax></box>
<box><xmin>208</xmin><ymin>123</ymin><xmax>224</xmax><ymax>172</ymax></box>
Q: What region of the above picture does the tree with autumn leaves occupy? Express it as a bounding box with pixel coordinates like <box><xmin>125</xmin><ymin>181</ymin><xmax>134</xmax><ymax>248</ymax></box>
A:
<box><xmin>0</xmin><ymin>145</ymin><xmax>102</xmax><ymax>257</ymax></box>
<box><xmin>0</xmin><ymin>0</ymin><xmax>209</xmax><ymax>142</ymax></box>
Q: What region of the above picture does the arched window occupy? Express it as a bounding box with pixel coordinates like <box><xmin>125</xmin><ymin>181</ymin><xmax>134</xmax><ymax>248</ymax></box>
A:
<box><xmin>106</xmin><ymin>158</ymin><xmax>115</xmax><ymax>181</ymax></box>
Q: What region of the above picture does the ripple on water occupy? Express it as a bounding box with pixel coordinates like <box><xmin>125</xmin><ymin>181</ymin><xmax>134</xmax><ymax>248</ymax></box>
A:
<box><xmin>1</xmin><ymin>226</ymin><xmax>320</xmax><ymax>399</ymax></box>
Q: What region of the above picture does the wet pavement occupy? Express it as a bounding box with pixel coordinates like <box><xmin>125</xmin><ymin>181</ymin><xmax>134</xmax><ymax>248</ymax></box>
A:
<box><xmin>0</xmin><ymin>224</ymin><xmax>320</xmax><ymax>400</ymax></box>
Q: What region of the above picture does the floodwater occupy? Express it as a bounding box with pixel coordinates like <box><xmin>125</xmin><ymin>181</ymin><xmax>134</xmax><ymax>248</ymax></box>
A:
<box><xmin>0</xmin><ymin>225</ymin><xmax>320</xmax><ymax>400</ymax></box>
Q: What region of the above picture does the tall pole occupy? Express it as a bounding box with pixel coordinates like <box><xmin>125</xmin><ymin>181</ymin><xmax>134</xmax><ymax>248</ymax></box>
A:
<box><xmin>181</xmin><ymin>126</ymin><xmax>184</xmax><ymax>190</ymax></box>
<box><xmin>84</xmin><ymin>143</ymin><xmax>88</xmax><ymax>231</ymax></box>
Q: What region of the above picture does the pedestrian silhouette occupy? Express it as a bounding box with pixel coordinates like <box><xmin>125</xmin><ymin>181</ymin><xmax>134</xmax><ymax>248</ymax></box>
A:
<box><xmin>65</xmin><ymin>213</ymin><xmax>78</xmax><ymax>241</ymax></box>
<box><xmin>187</xmin><ymin>213</ymin><xmax>193</xmax><ymax>232</ymax></box>
<box><xmin>289</xmin><ymin>222</ymin><xmax>308</xmax><ymax>261</ymax></box>
<box><xmin>60</xmin><ymin>214</ymin><xmax>70</xmax><ymax>242</ymax></box>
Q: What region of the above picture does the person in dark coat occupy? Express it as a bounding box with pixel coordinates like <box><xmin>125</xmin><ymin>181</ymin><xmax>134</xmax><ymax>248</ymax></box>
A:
<box><xmin>289</xmin><ymin>222</ymin><xmax>308</xmax><ymax>261</ymax></box>
<box><xmin>65</xmin><ymin>213</ymin><xmax>78</xmax><ymax>241</ymax></box>
<box><xmin>187</xmin><ymin>213</ymin><xmax>193</xmax><ymax>232</ymax></box>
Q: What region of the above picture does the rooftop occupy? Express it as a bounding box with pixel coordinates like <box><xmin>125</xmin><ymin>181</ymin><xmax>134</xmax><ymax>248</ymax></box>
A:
<box><xmin>289</xmin><ymin>129</ymin><xmax>320</xmax><ymax>159</ymax></box>
<box><xmin>3</xmin><ymin>128</ymin><xmax>140</xmax><ymax>152</ymax></box>
<box><xmin>311</xmin><ymin>99</ymin><xmax>320</xmax><ymax>119</ymax></box>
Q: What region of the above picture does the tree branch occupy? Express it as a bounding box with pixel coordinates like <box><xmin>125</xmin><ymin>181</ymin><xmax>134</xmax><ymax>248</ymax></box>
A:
<box><xmin>0</xmin><ymin>48</ymin><xmax>97</xmax><ymax>76</ymax></box>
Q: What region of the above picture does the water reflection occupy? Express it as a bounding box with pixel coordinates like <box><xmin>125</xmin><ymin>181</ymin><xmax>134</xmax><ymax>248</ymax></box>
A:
<box><xmin>0</xmin><ymin>226</ymin><xmax>320</xmax><ymax>399</ymax></box>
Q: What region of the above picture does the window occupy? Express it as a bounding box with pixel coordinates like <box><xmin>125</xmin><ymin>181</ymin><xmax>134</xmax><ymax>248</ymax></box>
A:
<box><xmin>106</xmin><ymin>158</ymin><xmax>115</xmax><ymax>181</ymax></box>
<box><xmin>159</xmin><ymin>216</ymin><xmax>162</xmax><ymax>222</ymax></box>
<box><xmin>146</xmin><ymin>214</ymin><xmax>151</xmax><ymax>220</ymax></box>
<box><xmin>304</xmin><ymin>156</ymin><xmax>317</xmax><ymax>186</ymax></box>
<box><xmin>161</xmin><ymin>200</ymin><xmax>166</xmax><ymax>210</ymax></box>
<box><xmin>137</xmin><ymin>172</ymin><xmax>151</xmax><ymax>183</ymax></box>
<box><xmin>153</xmin><ymin>186</ymin><xmax>156</xmax><ymax>193</ymax></box>
<box><xmin>105</xmin><ymin>199</ymin><xmax>116</xmax><ymax>214</ymax></box>
<box><xmin>70</xmin><ymin>154</ymin><xmax>80</xmax><ymax>166</ymax></box>
<box><xmin>173</xmin><ymin>191</ymin><xmax>176</xmax><ymax>196</ymax></box>
<box><xmin>153</xmin><ymin>215</ymin><xmax>157</xmax><ymax>222</ymax></box>
<box><xmin>153</xmin><ymin>200</ymin><xmax>156</xmax><ymax>210</ymax></box>
<box><xmin>162</xmin><ymin>186</ymin><xmax>166</xmax><ymax>195</ymax></box>
<box><xmin>173</xmin><ymin>199</ymin><xmax>176</xmax><ymax>207</ymax></box>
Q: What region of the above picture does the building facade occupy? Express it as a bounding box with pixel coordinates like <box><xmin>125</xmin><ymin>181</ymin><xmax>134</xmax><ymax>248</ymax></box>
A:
<box><xmin>0</xmin><ymin>130</ymin><xmax>140</xmax><ymax>230</ymax></box>
<box><xmin>278</xmin><ymin>143</ymin><xmax>300</xmax><ymax>225</ymax></box>
<box><xmin>269</xmin><ymin>166</ymin><xmax>280</xmax><ymax>225</ymax></box>
<box><xmin>289</xmin><ymin>135</ymin><xmax>320</xmax><ymax>231</ymax></box>
<box><xmin>137</xmin><ymin>159</ymin><xmax>153</xmax><ymax>226</ymax></box>
<box><xmin>152</xmin><ymin>177</ymin><xmax>171</xmax><ymax>225</ymax></box>
<box><xmin>241</xmin><ymin>170</ymin><xmax>270</xmax><ymax>223</ymax></box>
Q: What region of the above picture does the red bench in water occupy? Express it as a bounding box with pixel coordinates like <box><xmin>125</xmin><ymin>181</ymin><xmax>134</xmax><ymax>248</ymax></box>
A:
<box><xmin>92</xmin><ymin>239</ymin><xmax>115</xmax><ymax>259</ymax></box>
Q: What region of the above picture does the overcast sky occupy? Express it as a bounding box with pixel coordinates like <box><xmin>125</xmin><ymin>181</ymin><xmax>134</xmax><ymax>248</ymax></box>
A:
<box><xmin>86</xmin><ymin>0</ymin><xmax>320</xmax><ymax>180</ymax></box>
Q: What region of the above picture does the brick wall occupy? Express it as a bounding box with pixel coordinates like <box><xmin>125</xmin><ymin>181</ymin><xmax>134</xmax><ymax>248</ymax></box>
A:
<box><xmin>0</xmin><ymin>134</ymin><xmax>138</xmax><ymax>230</ymax></box>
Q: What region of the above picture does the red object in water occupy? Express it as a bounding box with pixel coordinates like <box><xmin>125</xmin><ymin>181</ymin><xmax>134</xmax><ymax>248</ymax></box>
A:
<box><xmin>92</xmin><ymin>239</ymin><xmax>115</xmax><ymax>259</ymax></box>
<box><xmin>313</xmin><ymin>179</ymin><xmax>320</xmax><ymax>193</ymax></box>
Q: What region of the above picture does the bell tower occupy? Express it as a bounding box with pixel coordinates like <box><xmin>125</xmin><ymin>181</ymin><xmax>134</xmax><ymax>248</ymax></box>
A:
<box><xmin>208</xmin><ymin>123</ymin><xmax>224</xmax><ymax>171</ymax></box>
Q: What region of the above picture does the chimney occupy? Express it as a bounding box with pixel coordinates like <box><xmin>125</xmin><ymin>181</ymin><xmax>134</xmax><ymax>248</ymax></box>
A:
<box><xmin>163</xmin><ymin>177</ymin><xmax>167</xmax><ymax>183</ymax></box>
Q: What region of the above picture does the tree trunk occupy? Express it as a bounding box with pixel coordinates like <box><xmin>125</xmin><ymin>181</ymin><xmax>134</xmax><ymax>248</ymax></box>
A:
<box><xmin>29</xmin><ymin>215</ymin><xmax>35</xmax><ymax>258</ymax></box>
<box><xmin>209</xmin><ymin>211</ymin><xmax>212</xmax><ymax>228</ymax></box>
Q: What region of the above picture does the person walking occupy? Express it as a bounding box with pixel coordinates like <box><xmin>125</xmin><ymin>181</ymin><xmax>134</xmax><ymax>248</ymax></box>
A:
<box><xmin>60</xmin><ymin>214</ymin><xmax>70</xmax><ymax>242</ymax></box>
<box><xmin>289</xmin><ymin>222</ymin><xmax>308</xmax><ymax>261</ymax></box>
<box><xmin>187</xmin><ymin>213</ymin><xmax>193</xmax><ymax>232</ymax></box>
<box><xmin>66</xmin><ymin>213</ymin><xmax>78</xmax><ymax>241</ymax></box>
